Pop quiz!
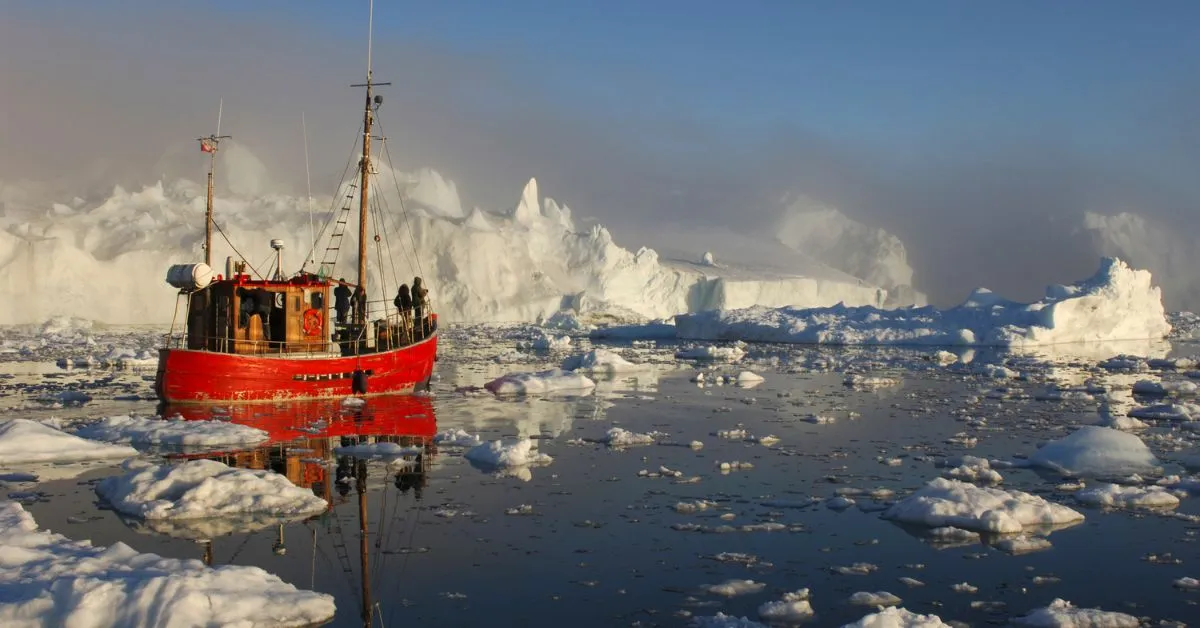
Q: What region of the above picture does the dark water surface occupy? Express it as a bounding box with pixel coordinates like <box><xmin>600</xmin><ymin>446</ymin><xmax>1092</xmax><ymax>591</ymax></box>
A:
<box><xmin>15</xmin><ymin>350</ymin><xmax>1199</xmax><ymax>627</ymax></box>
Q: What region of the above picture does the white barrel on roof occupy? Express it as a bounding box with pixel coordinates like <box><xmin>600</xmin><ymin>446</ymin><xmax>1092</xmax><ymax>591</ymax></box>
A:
<box><xmin>166</xmin><ymin>263</ymin><xmax>215</xmax><ymax>290</ymax></box>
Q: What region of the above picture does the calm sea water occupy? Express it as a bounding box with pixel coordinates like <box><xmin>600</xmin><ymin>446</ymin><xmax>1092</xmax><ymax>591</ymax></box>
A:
<box><xmin>8</xmin><ymin>333</ymin><xmax>1200</xmax><ymax>627</ymax></box>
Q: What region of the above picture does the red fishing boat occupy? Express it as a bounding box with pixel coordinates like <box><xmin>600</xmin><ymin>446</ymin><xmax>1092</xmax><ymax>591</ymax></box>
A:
<box><xmin>155</xmin><ymin>10</ymin><xmax>437</xmax><ymax>404</ymax></box>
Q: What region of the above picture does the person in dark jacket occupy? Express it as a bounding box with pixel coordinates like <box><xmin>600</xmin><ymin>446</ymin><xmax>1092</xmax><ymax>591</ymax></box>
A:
<box><xmin>353</xmin><ymin>286</ymin><xmax>366</xmax><ymax>321</ymax></box>
<box><xmin>394</xmin><ymin>284</ymin><xmax>412</xmax><ymax>314</ymax></box>
<box><xmin>394</xmin><ymin>283</ymin><xmax>413</xmax><ymax>343</ymax></box>
<box><xmin>333</xmin><ymin>280</ymin><xmax>352</xmax><ymax>325</ymax></box>
<box><xmin>411</xmin><ymin>277</ymin><xmax>428</xmax><ymax>338</ymax></box>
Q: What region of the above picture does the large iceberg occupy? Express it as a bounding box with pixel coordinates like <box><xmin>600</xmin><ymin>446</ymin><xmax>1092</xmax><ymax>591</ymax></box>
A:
<box><xmin>1079</xmin><ymin>210</ymin><xmax>1200</xmax><ymax>313</ymax></box>
<box><xmin>0</xmin><ymin>169</ymin><xmax>888</xmax><ymax>325</ymax></box>
<box><xmin>674</xmin><ymin>257</ymin><xmax>1170</xmax><ymax>347</ymax></box>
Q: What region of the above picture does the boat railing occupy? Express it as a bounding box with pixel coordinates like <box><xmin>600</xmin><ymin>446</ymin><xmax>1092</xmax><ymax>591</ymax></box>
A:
<box><xmin>163</xmin><ymin>299</ymin><xmax>437</xmax><ymax>356</ymax></box>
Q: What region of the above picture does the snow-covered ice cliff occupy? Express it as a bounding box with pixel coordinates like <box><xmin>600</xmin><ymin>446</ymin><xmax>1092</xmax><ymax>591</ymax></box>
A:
<box><xmin>674</xmin><ymin>257</ymin><xmax>1170</xmax><ymax>347</ymax></box>
<box><xmin>0</xmin><ymin>169</ymin><xmax>889</xmax><ymax>325</ymax></box>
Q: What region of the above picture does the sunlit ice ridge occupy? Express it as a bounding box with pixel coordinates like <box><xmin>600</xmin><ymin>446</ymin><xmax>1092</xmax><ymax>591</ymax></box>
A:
<box><xmin>0</xmin><ymin>162</ymin><xmax>911</xmax><ymax>327</ymax></box>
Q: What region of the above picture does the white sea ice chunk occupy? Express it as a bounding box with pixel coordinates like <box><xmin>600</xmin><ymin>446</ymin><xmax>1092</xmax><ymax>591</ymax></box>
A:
<box><xmin>942</xmin><ymin>456</ymin><xmax>1004</xmax><ymax>484</ymax></box>
<box><xmin>1028</xmin><ymin>426</ymin><xmax>1162</xmax><ymax>477</ymax></box>
<box><xmin>689</xmin><ymin>614</ymin><xmax>767</xmax><ymax>628</ymax></box>
<box><xmin>849</xmin><ymin>591</ymin><xmax>902</xmax><ymax>607</ymax></box>
<box><xmin>95</xmin><ymin>459</ymin><xmax>327</xmax><ymax>520</ymax></box>
<box><xmin>604</xmin><ymin>427</ymin><xmax>656</xmax><ymax>447</ymax></box>
<box><xmin>735</xmin><ymin>370</ymin><xmax>765</xmax><ymax>387</ymax></box>
<box><xmin>74</xmin><ymin>415</ymin><xmax>269</xmax><ymax>447</ymax></box>
<box><xmin>484</xmin><ymin>368</ymin><xmax>596</xmax><ymax>394</ymax></box>
<box><xmin>841</xmin><ymin>606</ymin><xmax>952</xmax><ymax>628</ymax></box>
<box><xmin>1011</xmin><ymin>598</ymin><xmax>1138</xmax><ymax>627</ymax></box>
<box><xmin>464</xmin><ymin>439</ymin><xmax>552</xmax><ymax>468</ymax></box>
<box><xmin>1073</xmin><ymin>483</ymin><xmax>1180</xmax><ymax>509</ymax></box>
<box><xmin>881</xmin><ymin>478</ymin><xmax>1085</xmax><ymax>534</ymax></box>
<box><xmin>676</xmin><ymin>345</ymin><xmax>746</xmax><ymax>362</ymax></box>
<box><xmin>0</xmin><ymin>501</ymin><xmax>335</xmax><ymax>627</ymax></box>
<box><xmin>703</xmin><ymin>579</ymin><xmax>767</xmax><ymax>597</ymax></box>
<box><xmin>333</xmin><ymin>442</ymin><xmax>423</xmax><ymax>459</ymax></box>
<box><xmin>0</xmin><ymin>418</ymin><xmax>136</xmax><ymax>464</ymax></box>
<box><xmin>994</xmin><ymin>535</ymin><xmax>1053</xmax><ymax>555</ymax></box>
<box><xmin>531</xmin><ymin>333</ymin><xmax>571</xmax><ymax>350</ymax></box>
<box><xmin>560</xmin><ymin>348</ymin><xmax>645</xmax><ymax>373</ymax></box>
<box><xmin>845</xmin><ymin>374</ymin><xmax>901</xmax><ymax>388</ymax></box>
<box><xmin>757</xmin><ymin>589</ymin><xmax>813</xmax><ymax>622</ymax></box>
<box><xmin>434</xmin><ymin>429</ymin><xmax>483</xmax><ymax>447</ymax></box>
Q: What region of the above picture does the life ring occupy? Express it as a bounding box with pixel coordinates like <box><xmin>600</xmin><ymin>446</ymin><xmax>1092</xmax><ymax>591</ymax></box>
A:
<box><xmin>302</xmin><ymin>309</ymin><xmax>322</xmax><ymax>336</ymax></box>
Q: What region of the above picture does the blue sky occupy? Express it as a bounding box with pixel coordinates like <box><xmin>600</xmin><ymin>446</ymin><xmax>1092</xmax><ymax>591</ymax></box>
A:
<box><xmin>279</xmin><ymin>0</ymin><xmax>1200</xmax><ymax>158</ymax></box>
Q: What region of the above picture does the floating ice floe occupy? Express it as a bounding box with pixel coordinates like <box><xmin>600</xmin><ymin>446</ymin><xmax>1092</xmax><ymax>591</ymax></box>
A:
<box><xmin>675</xmin><ymin>258</ymin><xmax>1169</xmax><ymax>347</ymax></box>
<box><xmin>676</xmin><ymin>345</ymin><xmax>747</xmax><ymax>361</ymax></box>
<box><xmin>589</xmin><ymin>320</ymin><xmax>677</xmax><ymax>340</ymax></box>
<box><xmin>1028</xmin><ymin>426</ymin><xmax>1162</xmax><ymax>477</ymax></box>
<box><xmin>0</xmin><ymin>501</ymin><xmax>335</xmax><ymax>627</ymax></box>
<box><xmin>560</xmin><ymin>348</ymin><xmax>645</xmax><ymax>373</ymax></box>
<box><xmin>688</xmin><ymin>614</ymin><xmax>767</xmax><ymax>628</ymax></box>
<box><xmin>848</xmin><ymin>591</ymin><xmax>902</xmax><ymax>607</ymax></box>
<box><xmin>464</xmin><ymin>439</ymin><xmax>552</xmax><ymax>469</ymax></box>
<box><xmin>841</xmin><ymin>606</ymin><xmax>952</xmax><ymax>628</ymax></box>
<box><xmin>1011</xmin><ymin>598</ymin><xmax>1138</xmax><ymax>627</ymax></box>
<box><xmin>993</xmin><ymin>534</ymin><xmax>1053</xmax><ymax>555</ymax></box>
<box><xmin>73</xmin><ymin>415</ymin><xmax>269</xmax><ymax>448</ymax></box>
<box><xmin>434</xmin><ymin>429</ymin><xmax>483</xmax><ymax>447</ymax></box>
<box><xmin>845</xmin><ymin>374</ymin><xmax>901</xmax><ymax>388</ymax></box>
<box><xmin>1095</xmin><ymin>404</ymin><xmax>1148</xmax><ymax>431</ymax></box>
<box><xmin>882</xmin><ymin>478</ymin><xmax>1085</xmax><ymax>534</ymax></box>
<box><xmin>484</xmin><ymin>368</ymin><xmax>596</xmax><ymax>394</ymax></box>
<box><xmin>0</xmin><ymin>418</ymin><xmax>137</xmax><ymax>465</ymax></box>
<box><xmin>734</xmin><ymin>369</ymin><xmax>763</xmax><ymax>389</ymax></box>
<box><xmin>940</xmin><ymin>455</ymin><xmax>1004</xmax><ymax>484</ymax></box>
<box><xmin>603</xmin><ymin>427</ymin><xmax>657</xmax><ymax>447</ymax></box>
<box><xmin>703</xmin><ymin>579</ymin><xmax>766</xmax><ymax>597</ymax></box>
<box><xmin>333</xmin><ymin>442</ymin><xmax>424</xmax><ymax>460</ymax></box>
<box><xmin>1129</xmin><ymin>401</ymin><xmax>1200</xmax><ymax>421</ymax></box>
<box><xmin>1132</xmin><ymin>379</ymin><xmax>1199</xmax><ymax>396</ymax></box>
<box><xmin>95</xmin><ymin>460</ymin><xmax>327</xmax><ymax>520</ymax></box>
<box><xmin>757</xmin><ymin>589</ymin><xmax>813</xmax><ymax>622</ymax></box>
<box><xmin>1073</xmin><ymin>483</ymin><xmax>1180</xmax><ymax>509</ymax></box>
<box><xmin>530</xmin><ymin>333</ymin><xmax>571</xmax><ymax>351</ymax></box>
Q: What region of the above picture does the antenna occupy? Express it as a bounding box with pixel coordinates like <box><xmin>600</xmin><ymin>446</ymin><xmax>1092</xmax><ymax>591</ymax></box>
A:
<box><xmin>200</xmin><ymin>98</ymin><xmax>231</xmax><ymax>267</ymax></box>
<box><xmin>366</xmin><ymin>0</ymin><xmax>374</xmax><ymax>80</ymax></box>
<box><xmin>302</xmin><ymin>112</ymin><xmax>315</xmax><ymax>269</ymax></box>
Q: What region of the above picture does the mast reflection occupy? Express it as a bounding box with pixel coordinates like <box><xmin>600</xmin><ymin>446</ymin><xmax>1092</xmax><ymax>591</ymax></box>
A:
<box><xmin>156</xmin><ymin>394</ymin><xmax>437</xmax><ymax>626</ymax></box>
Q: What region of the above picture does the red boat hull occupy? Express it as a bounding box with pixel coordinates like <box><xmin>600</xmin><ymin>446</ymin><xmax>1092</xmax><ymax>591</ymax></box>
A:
<box><xmin>155</xmin><ymin>334</ymin><xmax>438</xmax><ymax>403</ymax></box>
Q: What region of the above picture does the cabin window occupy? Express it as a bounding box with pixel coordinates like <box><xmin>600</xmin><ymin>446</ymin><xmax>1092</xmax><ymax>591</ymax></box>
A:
<box><xmin>310</xmin><ymin>291</ymin><xmax>324</xmax><ymax>310</ymax></box>
<box><xmin>294</xmin><ymin>296</ymin><xmax>302</xmax><ymax>311</ymax></box>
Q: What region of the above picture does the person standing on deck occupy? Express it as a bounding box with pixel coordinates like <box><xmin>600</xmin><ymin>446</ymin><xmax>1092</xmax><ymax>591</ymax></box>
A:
<box><xmin>334</xmin><ymin>280</ymin><xmax>352</xmax><ymax>325</ymax></box>
<box><xmin>394</xmin><ymin>284</ymin><xmax>413</xmax><ymax>343</ymax></box>
<box><xmin>411</xmin><ymin>277</ymin><xmax>429</xmax><ymax>339</ymax></box>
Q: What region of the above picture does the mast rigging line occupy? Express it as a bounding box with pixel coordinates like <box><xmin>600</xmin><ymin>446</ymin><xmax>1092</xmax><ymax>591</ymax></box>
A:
<box><xmin>375</xmin><ymin>117</ymin><xmax>427</xmax><ymax>287</ymax></box>
<box><xmin>299</xmin><ymin>121</ymin><xmax>365</xmax><ymax>277</ymax></box>
<box><xmin>371</xmin><ymin>136</ymin><xmax>408</xmax><ymax>286</ymax></box>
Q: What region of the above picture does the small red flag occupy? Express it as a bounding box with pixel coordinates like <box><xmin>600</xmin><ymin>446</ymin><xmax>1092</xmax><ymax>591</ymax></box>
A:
<box><xmin>200</xmin><ymin>139</ymin><xmax>217</xmax><ymax>153</ymax></box>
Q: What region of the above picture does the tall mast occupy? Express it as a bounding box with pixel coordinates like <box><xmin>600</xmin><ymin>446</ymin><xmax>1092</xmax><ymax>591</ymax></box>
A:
<box><xmin>357</xmin><ymin>81</ymin><xmax>371</xmax><ymax>323</ymax></box>
<box><xmin>351</xmin><ymin>0</ymin><xmax>389</xmax><ymax>324</ymax></box>
<box><xmin>199</xmin><ymin>99</ymin><xmax>230</xmax><ymax>268</ymax></box>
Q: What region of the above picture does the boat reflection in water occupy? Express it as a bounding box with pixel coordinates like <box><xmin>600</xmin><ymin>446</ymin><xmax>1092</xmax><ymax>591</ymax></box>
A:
<box><xmin>149</xmin><ymin>393</ymin><xmax>437</xmax><ymax>627</ymax></box>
